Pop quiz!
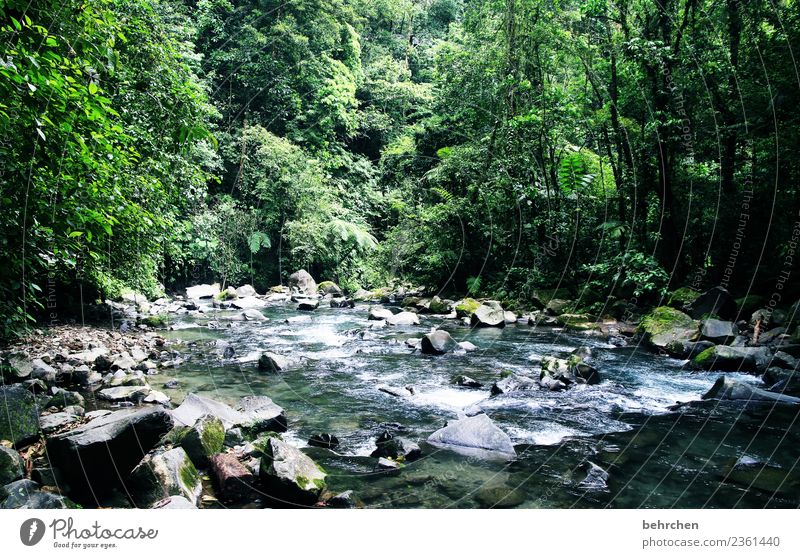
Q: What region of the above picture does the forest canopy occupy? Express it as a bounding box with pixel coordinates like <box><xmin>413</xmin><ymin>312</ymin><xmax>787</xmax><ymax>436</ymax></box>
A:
<box><xmin>2</xmin><ymin>0</ymin><xmax>799</xmax><ymax>337</ymax></box>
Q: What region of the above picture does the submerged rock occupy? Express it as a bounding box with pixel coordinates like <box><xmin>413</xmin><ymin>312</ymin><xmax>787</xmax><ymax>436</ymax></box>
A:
<box><xmin>427</xmin><ymin>414</ymin><xmax>516</xmax><ymax>458</ymax></box>
<box><xmin>454</xmin><ymin>375</ymin><xmax>483</xmax><ymax>388</ymax></box>
<box><xmin>129</xmin><ymin>447</ymin><xmax>202</xmax><ymax>508</ymax></box>
<box><xmin>471</xmin><ymin>301</ymin><xmax>506</xmax><ymax>328</ymax></box>
<box><xmin>579</xmin><ymin>461</ymin><xmax>610</xmax><ymax>491</ymax></box>
<box><xmin>259</xmin><ymin>438</ymin><xmax>326</xmax><ymax>506</ymax></box>
<box><xmin>491</xmin><ymin>374</ymin><xmax>539</xmax><ymax>395</ymax></box>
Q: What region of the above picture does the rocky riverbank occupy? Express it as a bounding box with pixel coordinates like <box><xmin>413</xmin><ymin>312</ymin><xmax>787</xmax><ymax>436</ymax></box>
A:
<box><xmin>2</xmin><ymin>271</ymin><xmax>799</xmax><ymax>509</ymax></box>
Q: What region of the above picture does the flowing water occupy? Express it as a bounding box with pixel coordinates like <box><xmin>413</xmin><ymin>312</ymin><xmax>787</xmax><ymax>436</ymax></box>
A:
<box><xmin>144</xmin><ymin>302</ymin><xmax>800</xmax><ymax>508</ymax></box>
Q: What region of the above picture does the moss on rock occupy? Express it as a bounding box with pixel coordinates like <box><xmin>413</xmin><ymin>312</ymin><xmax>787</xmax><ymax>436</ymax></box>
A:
<box><xmin>454</xmin><ymin>298</ymin><xmax>480</xmax><ymax>318</ymax></box>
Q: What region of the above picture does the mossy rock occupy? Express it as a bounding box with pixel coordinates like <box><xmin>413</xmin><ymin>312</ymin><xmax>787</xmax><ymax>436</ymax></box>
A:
<box><xmin>638</xmin><ymin>306</ymin><xmax>699</xmax><ymax>348</ymax></box>
<box><xmin>668</xmin><ymin>287</ymin><xmax>701</xmax><ymax>307</ymax></box>
<box><xmin>180</xmin><ymin>415</ymin><xmax>224</xmax><ymax>466</ymax></box>
<box><xmin>736</xmin><ymin>295</ymin><xmax>767</xmax><ymax>316</ymax></box>
<box><xmin>454</xmin><ymin>298</ymin><xmax>480</xmax><ymax>318</ymax></box>
<box><xmin>141</xmin><ymin>314</ymin><xmax>169</xmax><ymax>328</ymax></box>
<box><xmin>692</xmin><ymin>346</ymin><xmax>716</xmax><ymax>368</ymax></box>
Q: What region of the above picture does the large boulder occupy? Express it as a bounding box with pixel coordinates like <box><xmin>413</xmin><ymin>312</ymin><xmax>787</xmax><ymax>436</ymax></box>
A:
<box><xmin>368</xmin><ymin>306</ymin><xmax>393</xmax><ymax>320</ymax></box>
<box><xmin>235</xmin><ymin>284</ymin><xmax>257</xmax><ymax>297</ymax></box>
<box><xmin>318</xmin><ymin>281</ymin><xmax>343</xmax><ymax>296</ymax></box>
<box><xmin>700</xmin><ymin>319</ymin><xmax>737</xmax><ymax>344</ymax></box>
<box><xmin>420</xmin><ymin>330</ymin><xmax>458</xmax><ymax>355</ymax></box>
<box><xmin>638</xmin><ymin>306</ymin><xmax>699</xmax><ymax>349</ymax></box>
<box><xmin>702</xmin><ymin>376</ymin><xmax>800</xmax><ymax>405</ymax></box>
<box><xmin>129</xmin><ymin>447</ymin><xmax>202</xmax><ymax>508</ymax></box>
<box><xmin>0</xmin><ymin>385</ymin><xmax>39</xmax><ymax>445</ymax></box>
<box><xmin>692</xmin><ymin>345</ymin><xmax>772</xmax><ymax>373</ymax></box>
<box><xmin>454</xmin><ymin>298</ymin><xmax>480</xmax><ymax>318</ymax></box>
<box><xmin>427</xmin><ymin>414</ymin><xmax>516</xmax><ymax>458</ymax></box>
<box><xmin>180</xmin><ymin>414</ymin><xmax>225</xmax><ymax>466</ymax></box>
<box><xmin>686</xmin><ymin>286</ymin><xmax>737</xmax><ymax>320</ymax></box>
<box><xmin>427</xmin><ymin>296</ymin><xmax>451</xmax><ymax>314</ymax></box>
<box><xmin>545</xmin><ymin>299</ymin><xmax>573</xmax><ymax>316</ymax></box>
<box><xmin>259</xmin><ymin>438</ymin><xmax>326</xmax><ymax>506</ymax></box>
<box><xmin>0</xmin><ymin>446</ymin><xmax>23</xmax><ymax>484</ymax></box>
<box><xmin>186</xmin><ymin>283</ymin><xmax>220</xmax><ymax>300</ymax></box>
<box><xmin>172</xmin><ymin>393</ymin><xmax>287</xmax><ymax>434</ymax></box>
<box><xmin>297</xmin><ymin>298</ymin><xmax>320</xmax><ymax>311</ymax></box>
<box><xmin>47</xmin><ymin>407</ymin><xmax>173</xmax><ymax>504</ymax></box>
<box><xmin>288</xmin><ymin>269</ymin><xmax>317</xmax><ymax>295</ymax></box>
<box><xmin>471</xmin><ymin>301</ymin><xmax>506</xmax><ymax>328</ymax></box>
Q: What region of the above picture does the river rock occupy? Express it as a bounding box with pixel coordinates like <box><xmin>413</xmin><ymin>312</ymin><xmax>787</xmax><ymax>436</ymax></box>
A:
<box><xmin>664</xmin><ymin>339</ymin><xmax>715</xmax><ymax>359</ymax></box>
<box><xmin>129</xmin><ymin>447</ymin><xmax>202</xmax><ymax>507</ymax></box>
<box><xmin>702</xmin><ymin>376</ymin><xmax>800</xmax><ymax>404</ymax></box>
<box><xmin>47</xmin><ymin>407</ymin><xmax>173</xmax><ymax>503</ymax></box>
<box><xmin>308</xmin><ymin>433</ymin><xmax>339</xmax><ymax>449</ymax></box>
<box><xmin>427</xmin><ymin>414</ymin><xmax>516</xmax><ymax>458</ymax></box>
<box><xmin>1</xmin><ymin>354</ymin><xmax>33</xmax><ymax>382</ymax></box>
<box><xmin>236</xmin><ymin>284</ymin><xmax>257</xmax><ymax>297</ymax></box>
<box><xmin>700</xmin><ymin>319</ymin><xmax>737</xmax><ymax>344</ymax></box>
<box><xmin>288</xmin><ymin>269</ymin><xmax>317</xmax><ymax>294</ymax></box>
<box><xmin>370</xmin><ymin>431</ymin><xmax>421</xmax><ymax>461</ymax></box>
<box><xmin>0</xmin><ymin>446</ymin><xmax>23</xmax><ymax>484</ymax></box>
<box><xmin>258</xmin><ymin>351</ymin><xmax>289</xmax><ymax>372</ymax></box>
<box><xmin>454</xmin><ymin>375</ymin><xmax>483</xmax><ymax>388</ymax></box>
<box><xmin>693</xmin><ymin>345</ymin><xmax>772</xmax><ymax>372</ymax></box>
<box><xmin>318</xmin><ymin>281</ymin><xmax>343</xmax><ymax>296</ymax></box>
<box><xmin>297</xmin><ymin>298</ymin><xmax>320</xmax><ymax>311</ymax></box>
<box><xmin>0</xmin><ymin>384</ymin><xmax>40</xmax><ymax>445</ymax></box>
<box><xmin>579</xmin><ymin>461</ymin><xmax>610</xmax><ymax>491</ymax></box>
<box><xmin>327</xmin><ymin>490</ymin><xmax>357</xmax><ymax>508</ymax></box>
<box><xmin>172</xmin><ymin>393</ymin><xmax>287</xmax><ymax>434</ymax></box>
<box><xmin>30</xmin><ymin>358</ymin><xmax>57</xmax><ymax>382</ymax></box>
<box><xmin>0</xmin><ymin>479</ymin><xmax>77</xmax><ymax>509</ymax></box>
<box><xmin>210</xmin><ymin>453</ymin><xmax>255</xmax><ymax>501</ymax></box>
<box><xmin>471</xmin><ymin>301</ymin><xmax>506</xmax><ymax>328</ymax></box>
<box><xmin>639</xmin><ymin>306</ymin><xmax>700</xmax><ymax>349</ymax></box>
<box><xmin>386</xmin><ymin>311</ymin><xmax>420</xmax><ymax>325</ymax></box>
<box><xmin>186</xmin><ymin>283</ymin><xmax>220</xmax><ymax>300</ymax></box>
<box><xmin>330</xmin><ymin>297</ymin><xmax>354</xmax><ymax>308</ymax></box>
<box><xmin>540</xmin><ymin>356</ymin><xmax>600</xmax><ymax>386</ymax></box>
<box><xmin>368</xmin><ymin>306</ymin><xmax>394</xmax><ymax>320</ymax></box>
<box><xmin>259</xmin><ymin>438</ymin><xmax>326</xmax><ymax>506</ymax></box>
<box><xmin>545</xmin><ymin>299</ymin><xmax>572</xmax><ymax>316</ymax></box>
<box><xmin>180</xmin><ymin>414</ymin><xmax>225</xmax><ymax>466</ymax></box>
<box><xmin>151</xmin><ymin>495</ymin><xmax>197</xmax><ymax>509</ymax></box>
<box><xmin>491</xmin><ymin>374</ymin><xmax>539</xmax><ymax>395</ymax></box>
<box><xmin>457</xmin><ymin>341</ymin><xmax>478</xmax><ymax>352</ymax></box>
<box><xmin>235</xmin><ymin>395</ymin><xmax>288</xmax><ymax>433</ymax></box>
<box><xmin>421</xmin><ymin>330</ymin><xmax>458</xmax><ymax>354</ymax></box>
<box><xmin>241</xmin><ymin>308</ymin><xmax>267</xmax><ymax>321</ymax></box>
<box><xmin>39</xmin><ymin>411</ymin><xmax>81</xmax><ymax>434</ymax></box>
<box><xmin>687</xmin><ymin>286</ymin><xmax>737</xmax><ymax>320</ymax></box>
<box><xmin>98</xmin><ymin>385</ymin><xmax>151</xmax><ymax>403</ymax></box>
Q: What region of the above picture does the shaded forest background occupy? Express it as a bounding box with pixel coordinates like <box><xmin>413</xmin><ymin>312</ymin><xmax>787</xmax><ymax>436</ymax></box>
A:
<box><xmin>1</xmin><ymin>0</ymin><xmax>799</xmax><ymax>337</ymax></box>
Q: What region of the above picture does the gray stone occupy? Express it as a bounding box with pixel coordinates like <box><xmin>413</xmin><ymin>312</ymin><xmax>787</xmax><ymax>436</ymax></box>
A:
<box><xmin>0</xmin><ymin>446</ymin><xmax>23</xmax><ymax>484</ymax></box>
<box><xmin>186</xmin><ymin>284</ymin><xmax>220</xmax><ymax>300</ymax></box>
<box><xmin>0</xmin><ymin>385</ymin><xmax>40</xmax><ymax>445</ymax></box>
<box><xmin>39</xmin><ymin>412</ymin><xmax>81</xmax><ymax>434</ymax></box>
<box><xmin>288</xmin><ymin>269</ymin><xmax>317</xmax><ymax>295</ymax></box>
<box><xmin>368</xmin><ymin>306</ymin><xmax>394</xmax><ymax>321</ymax></box>
<box><xmin>0</xmin><ymin>479</ymin><xmax>77</xmax><ymax>509</ymax></box>
<box><xmin>47</xmin><ymin>407</ymin><xmax>173</xmax><ymax>503</ymax></box>
<box><xmin>427</xmin><ymin>414</ymin><xmax>516</xmax><ymax>458</ymax></box>
<box><xmin>471</xmin><ymin>301</ymin><xmax>506</xmax><ymax>328</ymax></box>
<box><xmin>702</xmin><ymin>376</ymin><xmax>800</xmax><ymax>404</ymax></box>
<box><xmin>421</xmin><ymin>330</ymin><xmax>458</xmax><ymax>355</ymax></box>
<box><xmin>130</xmin><ymin>447</ymin><xmax>202</xmax><ymax>507</ymax></box>
<box><xmin>97</xmin><ymin>385</ymin><xmax>151</xmax><ymax>403</ymax></box>
<box><xmin>491</xmin><ymin>374</ymin><xmax>539</xmax><ymax>395</ymax></box>
<box><xmin>258</xmin><ymin>351</ymin><xmax>290</xmax><ymax>372</ymax></box>
<box><xmin>259</xmin><ymin>438</ymin><xmax>326</xmax><ymax>506</ymax></box>
<box><xmin>386</xmin><ymin>311</ymin><xmax>420</xmax><ymax>325</ymax></box>
<box><xmin>370</xmin><ymin>431</ymin><xmax>421</xmax><ymax>461</ymax></box>
<box><xmin>700</xmin><ymin>319</ymin><xmax>737</xmax><ymax>343</ymax></box>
